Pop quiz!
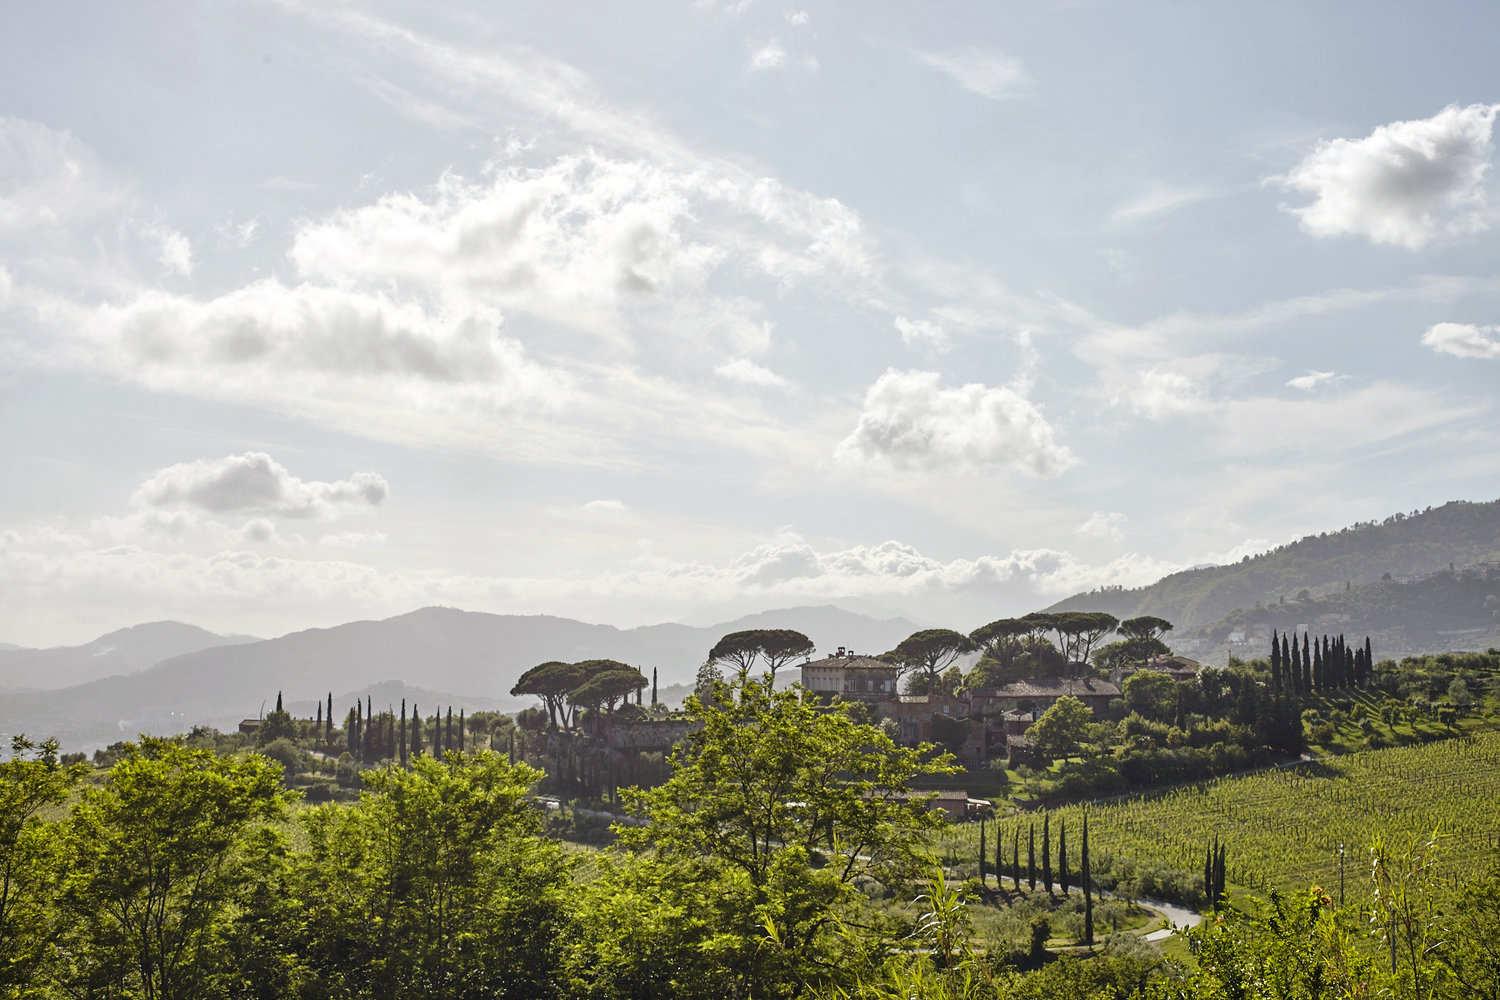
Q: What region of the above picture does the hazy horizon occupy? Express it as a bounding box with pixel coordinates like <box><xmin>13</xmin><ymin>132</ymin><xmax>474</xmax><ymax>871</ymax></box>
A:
<box><xmin>3</xmin><ymin>2</ymin><xmax>1498</xmax><ymax>647</ymax></box>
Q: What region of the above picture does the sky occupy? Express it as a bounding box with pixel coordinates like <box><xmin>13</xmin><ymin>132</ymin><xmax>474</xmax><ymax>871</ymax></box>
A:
<box><xmin>2</xmin><ymin>1</ymin><xmax>1498</xmax><ymax>647</ymax></box>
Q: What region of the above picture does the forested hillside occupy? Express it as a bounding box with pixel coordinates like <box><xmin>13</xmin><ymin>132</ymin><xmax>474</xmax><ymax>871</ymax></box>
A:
<box><xmin>1181</xmin><ymin>563</ymin><xmax>1500</xmax><ymax>661</ymax></box>
<box><xmin>1048</xmin><ymin>499</ymin><xmax>1500</xmax><ymax>632</ymax></box>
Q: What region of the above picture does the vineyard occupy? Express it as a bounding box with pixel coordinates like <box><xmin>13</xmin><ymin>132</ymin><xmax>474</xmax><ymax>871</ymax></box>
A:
<box><xmin>942</xmin><ymin>730</ymin><xmax>1500</xmax><ymax>902</ymax></box>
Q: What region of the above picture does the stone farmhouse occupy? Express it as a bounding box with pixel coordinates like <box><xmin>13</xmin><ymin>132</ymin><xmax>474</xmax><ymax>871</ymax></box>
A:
<box><xmin>799</xmin><ymin>649</ymin><xmax>899</xmax><ymax>703</ymax></box>
<box><xmin>799</xmin><ymin>651</ymin><xmax>1127</xmax><ymax>766</ymax></box>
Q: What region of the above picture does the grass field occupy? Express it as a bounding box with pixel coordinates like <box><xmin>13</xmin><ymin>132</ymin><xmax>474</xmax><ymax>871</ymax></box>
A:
<box><xmin>941</xmin><ymin>729</ymin><xmax>1500</xmax><ymax>906</ymax></box>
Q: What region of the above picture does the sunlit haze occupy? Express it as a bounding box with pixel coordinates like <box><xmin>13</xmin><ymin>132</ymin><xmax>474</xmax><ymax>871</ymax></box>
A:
<box><xmin>2</xmin><ymin>1</ymin><xmax>1498</xmax><ymax>646</ymax></box>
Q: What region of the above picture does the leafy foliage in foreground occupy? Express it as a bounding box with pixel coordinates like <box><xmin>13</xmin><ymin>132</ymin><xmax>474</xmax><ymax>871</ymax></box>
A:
<box><xmin>9</xmin><ymin>691</ymin><xmax>1500</xmax><ymax>998</ymax></box>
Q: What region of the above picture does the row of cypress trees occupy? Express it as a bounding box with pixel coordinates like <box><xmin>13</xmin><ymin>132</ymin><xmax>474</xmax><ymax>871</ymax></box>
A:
<box><xmin>322</xmin><ymin>695</ymin><xmax>470</xmax><ymax>765</ymax></box>
<box><xmin>978</xmin><ymin>811</ymin><xmax>1096</xmax><ymax>944</ymax></box>
<box><xmin>1270</xmin><ymin>630</ymin><xmax>1373</xmax><ymax>695</ymax></box>
<box><xmin>1205</xmin><ymin>838</ymin><xmax>1228</xmax><ymax>911</ymax></box>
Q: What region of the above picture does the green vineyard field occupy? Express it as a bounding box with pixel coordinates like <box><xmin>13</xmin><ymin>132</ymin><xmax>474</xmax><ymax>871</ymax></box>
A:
<box><xmin>944</xmin><ymin>730</ymin><xmax>1500</xmax><ymax>900</ymax></box>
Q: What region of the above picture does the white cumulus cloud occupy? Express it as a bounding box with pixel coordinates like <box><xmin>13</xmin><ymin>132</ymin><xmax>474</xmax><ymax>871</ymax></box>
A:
<box><xmin>748</xmin><ymin>37</ymin><xmax>787</xmax><ymax>71</ymax></box>
<box><xmin>1286</xmin><ymin>370</ymin><xmax>1337</xmax><ymax>390</ymax></box>
<box><xmin>715</xmin><ymin>357</ymin><xmax>788</xmax><ymax>388</ymax></box>
<box><xmin>1112</xmin><ymin>368</ymin><xmax>1209</xmax><ymax>420</ymax></box>
<box><xmin>0</xmin><ymin>117</ymin><xmax>126</xmax><ymax>236</ymax></box>
<box><xmin>894</xmin><ymin>315</ymin><xmax>949</xmax><ymax>353</ymax></box>
<box><xmin>1075</xmin><ymin>511</ymin><xmax>1127</xmax><ymax>543</ymax></box>
<box><xmin>1281</xmin><ymin>103</ymin><xmax>1500</xmax><ymax>249</ymax></box>
<box><xmin>836</xmin><ymin>368</ymin><xmax>1075</xmax><ymax>475</ymax></box>
<box><xmin>139</xmin><ymin>222</ymin><xmax>194</xmax><ymax>277</ymax></box>
<box><xmin>317</xmin><ymin>531</ymin><xmax>387</xmax><ymax>547</ymax></box>
<box><xmin>135</xmin><ymin>452</ymin><xmax>389</xmax><ymax>519</ymax></box>
<box><xmin>916</xmin><ymin>49</ymin><xmax>1033</xmax><ymax>101</ymax></box>
<box><xmin>1111</xmin><ymin>185</ymin><xmax>1211</xmax><ymax>224</ymax></box>
<box><xmin>1421</xmin><ymin>321</ymin><xmax>1500</xmax><ymax>358</ymax></box>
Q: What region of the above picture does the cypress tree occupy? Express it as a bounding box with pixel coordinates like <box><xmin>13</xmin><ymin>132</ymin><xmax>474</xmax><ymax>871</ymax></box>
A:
<box><xmin>326</xmin><ymin>692</ymin><xmax>334</xmax><ymax>742</ymax></box>
<box><xmin>1059</xmin><ymin>820</ymin><xmax>1069</xmax><ymax>895</ymax></box>
<box><xmin>411</xmin><ymin>703</ymin><xmax>422</xmax><ymax>756</ymax></box>
<box><xmin>652</xmin><ymin>667</ymin><xmax>658</xmax><ymax>707</ymax></box>
<box><xmin>1214</xmin><ymin>843</ymin><xmax>1227</xmax><ymax>908</ymax></box>
<box><xmin>1012</xmin><ymin>829</ymin><xmax>1020</xmax><ymax>887</ymax></box>
<box><xmin>1028</xmin><ymin>822</ymin><xmax>1036</xmax><ymax>890</ymax></box>
<box><xmin>433</xmin><ymin>710</ymin><xmax>443</xmax><ymax>757</ymax></box>
<box><xmin>1313</xmin><ymin>640</ymin><xmax>1324</xmax><ymax>691</ymax></box>
<box><xmin>1271</xmin><ymin>629</ymin><xmax>1282</xmax><ymax>693</ymax></box>
<box><xmin>275</xmin><ymin>690</ymin><xmax>283</xmax><ymax>713</ymax></box>
<box><xmin>996</xmin><ymin>817</ymin><xmax>1003</xmax><ymax>887</ymax></box>
<box><xmin>458</xmin><ymin>709</ymin><xmax>466</xmax><ymax>752</ymax></box>
<box><xmin>1082</xmin><ymin>810</ymin><xmax>1093</xmax><ymax>946</ymax></box>
<box><xmin>1364</xmin><ymin>637</ymin><xmax>1374</xmax><ymax>685</ymax></box>
<box><xmin>1302</xmin><ymin>633</ymin><xmax>1312</xmax><ymax>693</ymax></box>
<box><xmin>979</xmin><ymin>820</ymin><xmax>988</xmax><ymax>885</ymax></box>
<box><xmin>316</xmin><ymin>701</ymin><xmax>322</xmax><ymax>725</ymax></box>
<box><xmin>358</xmin><ymin>701</ymin><xmax>368</xmax><ymax>761</ymax></box>
<box><xmin>1042</xmin><ymin>813</ymin><xmax>1053</xmax><ymax>893</ymax></box>
<box><xmin>446</xmin><ymin>707</ymin><xmax>453</xmax><ymax>750</ymax></box>
<box><xmin>400</xmin><ymin>699</ymin><xmax>408</xmax><ymax>767</ymax></box>
<box><xmin>345</xmin><ymin>706</ymin><xmax>359</xmax><ymax>756</ymax></box>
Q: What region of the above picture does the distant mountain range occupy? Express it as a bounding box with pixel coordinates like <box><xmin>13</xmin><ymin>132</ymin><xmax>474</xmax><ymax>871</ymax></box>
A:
<box><xmin>1048</xmin><ymin>499</ymin><xmax>1500</xmax><ymax>639</ymax></box>
<box><xmin>12</xmin><ymin>498</ymin><xmax>1500</xmax><ymax>752</ymax></box>
<box><xmin>0</xmin><ymin>622</ymin><xmax>261</xmax><ymax>692</ymax></box>
<box><xmin>0</xmin><ymin>605</ymin><xmax>919</xmax><ymax>753</ymax></box>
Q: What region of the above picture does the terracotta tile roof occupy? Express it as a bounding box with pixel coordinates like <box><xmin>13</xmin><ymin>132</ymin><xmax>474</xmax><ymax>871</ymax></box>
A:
<box><xmin>993</xmin><ymin>677</ymin><xmax>1121</xmax><ymax>698</ymax></box>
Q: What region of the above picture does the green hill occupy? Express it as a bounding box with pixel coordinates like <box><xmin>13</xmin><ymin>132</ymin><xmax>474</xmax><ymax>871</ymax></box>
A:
<box><xmin>1047</xmin><ymin>498</ymin><xmax>1500</xmax><ymax>640</ymax></box>
<box><xmin>1178</xmin><ymin>563</ymin><xmax>1500</xmax><ymax>663</ymax></box>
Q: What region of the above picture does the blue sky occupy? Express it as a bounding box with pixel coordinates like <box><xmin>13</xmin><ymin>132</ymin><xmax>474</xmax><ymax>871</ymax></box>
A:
<box><xmin>2</xmin><ymin>1</ymin><xmax>1498</xmax><ymax>646</ymax></box>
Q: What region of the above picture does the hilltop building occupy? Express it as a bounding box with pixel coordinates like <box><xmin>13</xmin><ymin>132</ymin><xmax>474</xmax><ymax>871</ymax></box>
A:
<box><xmin>969</xmin><ymin>676</ymin><xmax>1121</xmax><ymax>715</ymax></box>
<box><xmin>800</xmin><ymin>648</ymin><xmax>899</xmax><ymax>703</ymax></box>
<box><xmin>799</xmin><ymin>654</ymin><xmax>1128</xmax><ymax>768</ymax></box>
